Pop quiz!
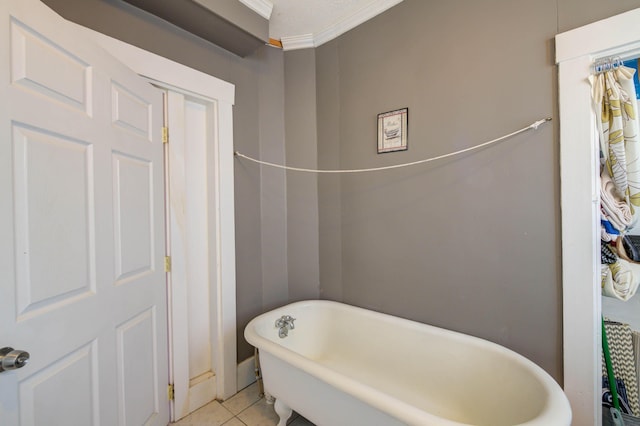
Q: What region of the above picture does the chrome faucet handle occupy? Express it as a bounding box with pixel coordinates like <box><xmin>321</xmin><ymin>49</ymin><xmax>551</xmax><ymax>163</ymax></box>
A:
<box><xmin>278</xmin><ymin>327</ymin><xmax>288</xmax><ymax>338</ymax></box>
<box><xmin>287</xmin><ymin>316</ymin><xmax>295</xmax><ymax>329</ymax></box>
<box><xmin>275</xmin><ymin>315</ymin><xmax>296</xmax><ymax>330</ymax></box>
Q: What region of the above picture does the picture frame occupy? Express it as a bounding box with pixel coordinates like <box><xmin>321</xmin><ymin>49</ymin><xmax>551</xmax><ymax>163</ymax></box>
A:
<box><xmin>377</xmin><ymin>108</ymin><xmax>408</xmax><ymax>153</ymax></box>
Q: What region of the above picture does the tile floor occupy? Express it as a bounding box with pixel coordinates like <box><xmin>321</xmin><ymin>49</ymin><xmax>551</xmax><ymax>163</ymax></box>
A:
<box><xmin>170</xmin><ymin>382</ymin><xmax>315</xmax><ymax>426</ymax></box>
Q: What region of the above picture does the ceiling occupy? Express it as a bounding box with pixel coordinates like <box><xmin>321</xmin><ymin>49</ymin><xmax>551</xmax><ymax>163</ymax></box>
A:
<box><xmin>240</xmin><ymin>0</ymin><xmax>404</xmax><ymax>50</ymax></box>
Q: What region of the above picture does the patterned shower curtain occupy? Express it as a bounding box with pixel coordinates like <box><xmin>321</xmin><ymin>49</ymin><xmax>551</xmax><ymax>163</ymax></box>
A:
<box><xmin>593</xmin><ymin>61</ymin><xmax>640</xmax><ymax>301</ymax></box>
<box><xmin>592</xmin><ymin>63</ymin><xmax>640</xmax><ymax>216</ymax></box>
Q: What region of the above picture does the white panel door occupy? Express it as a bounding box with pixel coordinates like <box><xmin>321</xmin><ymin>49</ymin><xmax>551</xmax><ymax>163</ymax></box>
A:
<box><xmin>0</xmin><ymin>1</ymin><xmax>169</xmax><ymax>425</ymax></box>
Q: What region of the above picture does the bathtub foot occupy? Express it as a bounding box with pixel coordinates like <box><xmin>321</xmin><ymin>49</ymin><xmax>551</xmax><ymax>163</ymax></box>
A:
<box><xmin>274</xmin><ymin>398</ymin><xmax>292</xmax><ymax>426</ymax></box>
<box><xmin>264</xmin><ymin>391</ymin><xmax>275</xmax><ymax>404</ymax></box>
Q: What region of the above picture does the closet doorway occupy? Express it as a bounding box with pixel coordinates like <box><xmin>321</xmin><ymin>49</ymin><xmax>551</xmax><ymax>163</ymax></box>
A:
<box><xmin>557</xmin><ymin>8</ymin><xmax>640</xmax><ymax>426</ymax></box>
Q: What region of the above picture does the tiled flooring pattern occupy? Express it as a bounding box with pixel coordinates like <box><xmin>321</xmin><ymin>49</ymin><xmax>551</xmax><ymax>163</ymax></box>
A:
<box><xmin>170</xmin><ymin>382</ymin><xmax>315</xmax><ymax>426</ymax></box>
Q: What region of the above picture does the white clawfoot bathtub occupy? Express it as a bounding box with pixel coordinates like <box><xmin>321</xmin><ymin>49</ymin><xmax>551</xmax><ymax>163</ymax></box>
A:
<box><xmin>244</xmin><ymin>300</ymin><xmax>571</xmax><ymax>426</ymax></box>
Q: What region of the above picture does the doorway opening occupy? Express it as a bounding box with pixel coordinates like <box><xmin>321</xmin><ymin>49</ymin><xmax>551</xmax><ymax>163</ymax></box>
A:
<box><xmin>556</xmin><ymin>8</ymin><xmax>640</xmax><ymax>426</ymax></box>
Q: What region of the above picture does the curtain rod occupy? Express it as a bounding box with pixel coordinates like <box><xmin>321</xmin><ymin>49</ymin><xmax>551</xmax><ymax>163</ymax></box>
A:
<box><xmin>593</xmin><ymin>56</ymin><xmax>625</xmax><ymax>74</ymax></box>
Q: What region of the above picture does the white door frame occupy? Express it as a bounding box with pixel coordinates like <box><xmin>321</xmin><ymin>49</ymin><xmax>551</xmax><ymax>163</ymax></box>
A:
<box><xmin>76</xmin><ymin>27</ymin><xmax>238</xmax><ymax>401</ymax></box>
<box><xmin>556</xmin><ymin>8</ymin><xmax>640</xmax><ymax>426</ymax></box>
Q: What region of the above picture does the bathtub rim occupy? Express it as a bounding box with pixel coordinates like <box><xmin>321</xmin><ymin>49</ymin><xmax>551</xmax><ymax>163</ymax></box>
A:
<box><xmin>244</xmin><ymin>299</ymin><xmax>571</xmax><ymax>426</ymax></box>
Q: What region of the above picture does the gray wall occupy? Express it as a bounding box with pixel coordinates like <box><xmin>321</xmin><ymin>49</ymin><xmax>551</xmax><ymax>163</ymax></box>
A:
<box><xmin>284</xmin><ymin>50</ymin><xmax>321</xmax><ymax>302</ymax></box>
<box><xmin>316</xmin><ymin>44</ymin><xmax>343</xmax><ymax>300</ymax></box>
<box><xmin>312</xmin><ymin>0</ymin><xmax>640</xmax><ymax>383</ymax></box>
<box><xmin>258</xmin><ymin>47</ymin><xmax>289</xmax><ymax>316</ymax></box>
<box><xmin>314</xmin><ymin>0</ymin><xmax>561</xmax><ymax>380</ymax></box>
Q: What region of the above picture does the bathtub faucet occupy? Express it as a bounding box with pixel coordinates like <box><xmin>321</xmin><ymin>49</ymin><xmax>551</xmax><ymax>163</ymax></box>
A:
<box><xmin>275</xmin><ymin>315</ymin><xmax>296</xmax><ymax>338</ymax></box>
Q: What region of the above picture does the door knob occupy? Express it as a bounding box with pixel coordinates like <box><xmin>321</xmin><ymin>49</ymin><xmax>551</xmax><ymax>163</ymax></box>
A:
<box><xmin>0</xmin><ymin>347</ymin><xmax>30</xmax><ymax>372</ymax></box>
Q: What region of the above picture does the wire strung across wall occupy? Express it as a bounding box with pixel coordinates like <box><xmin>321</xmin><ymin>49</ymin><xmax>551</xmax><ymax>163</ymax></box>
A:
<box><xmin>234</xmin><ymin>118</ymin><xmax>552</xmax><ymax>174</ymax></box>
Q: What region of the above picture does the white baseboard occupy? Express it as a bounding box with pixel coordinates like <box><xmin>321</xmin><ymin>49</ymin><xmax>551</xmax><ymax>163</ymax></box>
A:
<box><xmin>237</xmin><ymin>356</ymin><xmax>257</xmax><ymax>391</ymax></box>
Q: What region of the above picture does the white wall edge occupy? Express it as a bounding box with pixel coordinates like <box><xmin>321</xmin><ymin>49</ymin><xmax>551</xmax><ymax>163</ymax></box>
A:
<box><xmin>216</xmin><ymin>101</ymin><xmax>238</xmax><ymax>400</ymax></box>
<box><xmin>238</xmin><ymin>0</ymin><xmax>273</xmax><ymax>20</ymax></box>
<box><xmin>236</xmin><ymin>356</ymin><xmax>258</xmax><ymax>392</ymax></box>
<box><xmin>557</xmin><ymin>56</ymin><xmax>602</xmax><ymax>426</ymax></box>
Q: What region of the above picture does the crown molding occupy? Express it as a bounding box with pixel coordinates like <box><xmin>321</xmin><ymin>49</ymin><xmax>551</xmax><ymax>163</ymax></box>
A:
<box><xmin>314</xmin><ymin>0</ymin><xmax>403</xmax><ymax>47</ymax></box>
<box><xmin>238</xmin><ymin>0</ymin><xmax>273</xmax><ymax>20</ymax></box>
<box><xmin>281</xmin><ymin>34</ymin><xmax>315</xmax><ymax>51</ymax></box>
<box><xmin>281</xmin><ymin>0</ymin><xmax>403</xmax><ymax>51</ymax></box>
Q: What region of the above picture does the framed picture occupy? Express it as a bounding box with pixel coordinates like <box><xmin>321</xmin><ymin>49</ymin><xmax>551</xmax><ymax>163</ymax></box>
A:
<box><xmin>377</xmin><ymin>108</ymin><xmax>408</xmax><ymax>153</ymax></box>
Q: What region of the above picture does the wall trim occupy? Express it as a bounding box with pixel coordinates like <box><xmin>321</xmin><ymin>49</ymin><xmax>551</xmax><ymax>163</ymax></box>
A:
<box><xmin>237</xmin><ymin>356</ymin><xmax>257</xmax><ymax>392</ymax></box>
<box><xmin>556</xmin><ymin>8</ymin><xmax>640</xmax><ymax>62</ymax></box>
<box><xmin>281</xmin><ymin>34</ymin><xmax>315</xmax><ymax>51</ymax></box>
<box><xmin>82</xmin><ymin>30</ymin><xmax>235</xmax><ymax>105</ymax></box>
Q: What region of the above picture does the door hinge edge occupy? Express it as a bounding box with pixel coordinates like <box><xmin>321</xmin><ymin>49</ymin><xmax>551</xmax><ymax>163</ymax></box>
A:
<box><xmin>162</xmin><ymin>126</ymin><xmax>169</xmax><ymax>144</ymax></box>
<box><xmin>164</xmin><ymin>256</ymin><xmax>171</xmax><ymax>273</ymax></box>
<box><xmin>167</xmin><ymin>383</ymin><xmax>174</xmax><ymax>401</ymax></box>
